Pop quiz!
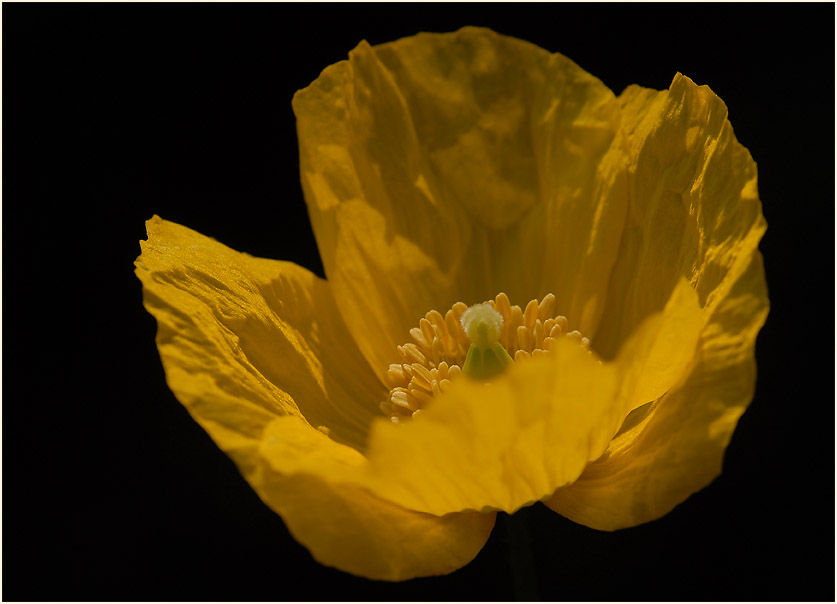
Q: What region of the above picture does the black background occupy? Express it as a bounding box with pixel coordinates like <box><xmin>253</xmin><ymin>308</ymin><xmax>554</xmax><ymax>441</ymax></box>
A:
<box><xmin>4</xmin><ymin>3</ymin><xmax>835</xmax><ymax>601</ymax></box>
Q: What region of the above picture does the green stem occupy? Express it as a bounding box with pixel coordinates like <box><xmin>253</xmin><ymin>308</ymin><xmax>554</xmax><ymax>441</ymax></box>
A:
<box><xmin>502</xmin><ymin>510</ymin><xmax>540</xmax><ymax>601</ymax></box>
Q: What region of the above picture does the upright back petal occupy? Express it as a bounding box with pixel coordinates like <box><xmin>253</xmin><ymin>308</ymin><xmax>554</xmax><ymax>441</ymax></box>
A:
<box><xmin>294</xmin><ymin>27</ymin><xmax>628</xmax><ymax>375</ymax></box>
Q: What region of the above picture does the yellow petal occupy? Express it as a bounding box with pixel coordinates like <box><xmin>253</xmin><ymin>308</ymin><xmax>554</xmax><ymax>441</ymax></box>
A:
<box><xmin>293</xmin><ymin>27</ymin><xmax>628</xmax><ymax>373</ymax></box>
<box><xmin>257</xmin><ymin>416</ymin><xmax>496</xmax><ymax>581</ymax></box>
<box><xmin>546</xmin><ymin>254</ymin><xmax>767</xmax><ymax>529</ymax></box>
<box><xmin>135</xmin><ymin>216</ymin><xmax>382</xmax><ymax>454</ymax></box>
<box><xmin>332</xmin><ymin>280</ymin><xmax>701</xmax><ymax>516</ymax></box>
<box><xmin>545</xmin><ymin>74</ymin><xmax>769</xmax><ymax>530</ymax></box>
<box><xmin>594</xmin><ymin>73</ymin><xmax>766</xmax><ymax>357</ymax></box>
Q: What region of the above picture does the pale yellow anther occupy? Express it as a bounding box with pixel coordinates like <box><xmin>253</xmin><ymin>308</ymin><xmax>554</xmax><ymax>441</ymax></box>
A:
<box><xmin>460</xmin><ymin>303</ymin><xmax>504</xmax><ymax>347</ymax></box>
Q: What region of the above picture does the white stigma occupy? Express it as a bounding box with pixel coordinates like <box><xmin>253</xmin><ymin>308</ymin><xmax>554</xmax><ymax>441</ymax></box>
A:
<box><xmin>460</xmin><ymin>303</ymin><xmax>504</xmax><ymax>348</ymax></box>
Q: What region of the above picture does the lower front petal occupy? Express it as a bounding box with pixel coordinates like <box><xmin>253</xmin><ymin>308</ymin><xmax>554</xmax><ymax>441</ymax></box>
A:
<box><xmin>351</xmin><ymin>280</ymin><xmax>702</xmax><ymax>516</ymax></box>
<box><xmin>259</xmin><ymin>416</ymin><xmax>496</xmax><ymax>581</ymax></box>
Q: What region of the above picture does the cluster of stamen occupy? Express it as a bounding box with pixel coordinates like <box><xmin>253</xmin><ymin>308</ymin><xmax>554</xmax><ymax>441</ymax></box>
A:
<box><xmin>380</xmin><ymin>293</ymin><xmax>591</xmax><ymax>422</ymax></box>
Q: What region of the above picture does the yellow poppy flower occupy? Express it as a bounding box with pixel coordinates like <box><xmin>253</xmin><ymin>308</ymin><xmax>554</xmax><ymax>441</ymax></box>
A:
<box><xmin>135</xmin><ymin>27</ymin><xmax>768</xmax><ymax>581</ymax></box>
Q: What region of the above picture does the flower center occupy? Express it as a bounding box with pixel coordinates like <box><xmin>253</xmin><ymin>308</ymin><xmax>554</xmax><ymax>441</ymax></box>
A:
<box><xmin>380</xmin><ymin>293</ymin><xmax>591</xmax><ymax>422</ymax></box>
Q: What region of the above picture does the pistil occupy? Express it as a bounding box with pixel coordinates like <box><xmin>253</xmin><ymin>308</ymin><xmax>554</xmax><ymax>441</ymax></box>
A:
<box><xmin>460</xmin><ymin>303</ymin><xmax>514</xmax><ymax>379</ymax></box>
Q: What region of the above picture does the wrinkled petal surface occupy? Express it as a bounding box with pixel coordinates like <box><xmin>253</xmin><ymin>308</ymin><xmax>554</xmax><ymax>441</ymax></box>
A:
<box><xmin>294</xmin><ymin>27</ymin><xmax>630</xmax><ymax>374</ymax></box>
<box><xmin>136</xmin><ymin>216</ymin><xmax>381</xmax><ymax>452</ymax></box>
<box><xmin>595</xmin><ymin>73</ymin><xmax>766</xmax><ymax>355</ymax></box>
<box><xmin>136</xmin><ymin>217</ymin><xmax>495</xmax><ymax>580</ymax></box>
<box><xmin>546</xmin><ymin>74</ymin><xmax>768</xmax><ymax>529</ymax></box>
